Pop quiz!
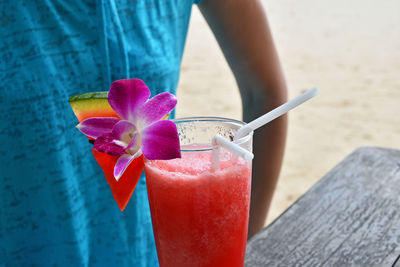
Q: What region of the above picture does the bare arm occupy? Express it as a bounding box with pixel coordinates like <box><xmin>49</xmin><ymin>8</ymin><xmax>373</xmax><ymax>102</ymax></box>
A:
<box><xmin>198</xmin><ymin>0</ymin><xmax>288</xmax><ymax>239</ymax></box>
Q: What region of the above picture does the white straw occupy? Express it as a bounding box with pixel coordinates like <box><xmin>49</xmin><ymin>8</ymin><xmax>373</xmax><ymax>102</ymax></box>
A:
<box><xmin>234</xmin><ymin>88</ymin><xmax>319</xmax><ymax>140</ymax></box>
<box><xmin>211</xmin><ymin>134</ymin><xmax>254</xmax><ymax>170</ymax></box>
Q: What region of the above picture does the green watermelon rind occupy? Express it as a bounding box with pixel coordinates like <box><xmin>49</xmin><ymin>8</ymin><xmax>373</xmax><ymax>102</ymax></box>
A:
<box><xmin>68</xmin><ymin>91</ymin><xmax>108</xmax><ymax>103</ymax></box>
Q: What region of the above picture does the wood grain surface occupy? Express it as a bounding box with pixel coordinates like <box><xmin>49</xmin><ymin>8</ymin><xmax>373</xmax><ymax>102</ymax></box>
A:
<box><xmin>245</xmin><ymin>147</ymin><xmax>400</xmax><ymax>266</ymax></box>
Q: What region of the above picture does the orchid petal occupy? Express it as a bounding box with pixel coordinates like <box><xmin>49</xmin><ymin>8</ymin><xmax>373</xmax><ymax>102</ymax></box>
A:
<box><xmin>77</xmin><ymin>117</ymin><xmax>120</xmax><ymax>139</ymax></box>
<box><xmin>108</xmin><ymin>79</ymin><xmax>150</xmax><ymax>121</ymax></box>
<box><xmin>112</xmin><ymin>120</ymin><xmax>136</xmax><ymax>144</ymax></box>
<box><xmin>138</xmin><ymin>92</ymin><xmax>177</xmax><ymax>126</ymax></box>
<box><xmin>114</xmin><ymin>151</ymin><xmax>142</xmax><ymax>181</ymax></box>
<box><xmin>141</xmin><ymin>120</ymin><xmax>181</xmax><ymax>160</ymax></box>
<box><xmin>94</xmin><ymin>133</ymin><xmax>126</xmax><ymax>156</ymax></box>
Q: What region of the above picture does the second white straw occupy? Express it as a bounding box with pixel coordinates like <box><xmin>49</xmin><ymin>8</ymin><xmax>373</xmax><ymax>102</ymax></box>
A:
<box><xmin>211</xmin><ymin>134</ymin><xmax>254</xmax><ymax>170</ymax></box>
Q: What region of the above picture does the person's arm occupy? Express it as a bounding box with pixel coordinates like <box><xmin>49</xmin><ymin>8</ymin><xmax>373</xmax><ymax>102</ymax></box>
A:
<box><xmin>198</xmin><ymin>0</ymin><xmax>288</xmax><ymax>239</ymax></box>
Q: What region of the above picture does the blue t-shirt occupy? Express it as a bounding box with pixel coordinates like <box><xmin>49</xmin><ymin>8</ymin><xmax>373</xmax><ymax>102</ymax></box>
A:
<box><xmin>0</xmin><ymin>0</ymin><xmax>201</xmax><ymax>265</ymax></box>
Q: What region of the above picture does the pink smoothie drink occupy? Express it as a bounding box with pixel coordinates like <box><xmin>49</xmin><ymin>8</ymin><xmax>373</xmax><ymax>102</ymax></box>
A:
<box><xmin>144</xmin><ymin>117</ymin><xmax>253</xmax><ymax>267</ymax></box>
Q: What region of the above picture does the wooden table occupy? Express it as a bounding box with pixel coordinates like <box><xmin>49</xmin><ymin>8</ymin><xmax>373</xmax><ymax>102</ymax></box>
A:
<box><xmin>245</xmin><ymin>147</ymin><xmax>400</xmax><ymax>266</ymax></box>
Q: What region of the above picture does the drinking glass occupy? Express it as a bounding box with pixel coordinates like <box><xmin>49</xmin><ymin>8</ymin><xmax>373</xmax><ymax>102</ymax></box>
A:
<box><xmin>144</xmin><ymin>117</ymin><xmax>253</xmax><ymax>267</ymax></box>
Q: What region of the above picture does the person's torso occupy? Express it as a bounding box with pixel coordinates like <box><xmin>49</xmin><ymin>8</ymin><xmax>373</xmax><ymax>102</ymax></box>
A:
<box><xmin>0</xmin><ymin>0</ymin><xmax>199</xmax><ymax>265</ymax></box>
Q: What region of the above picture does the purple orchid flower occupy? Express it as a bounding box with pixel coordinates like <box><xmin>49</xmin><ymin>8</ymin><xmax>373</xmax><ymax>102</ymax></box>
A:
<box><xmin>77</xmin><ymin>79</ymin><xmax>181</xmax><ymax>180</ymax></box>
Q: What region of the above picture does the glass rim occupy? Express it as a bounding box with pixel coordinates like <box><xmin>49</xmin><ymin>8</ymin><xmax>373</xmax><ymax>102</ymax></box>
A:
<box><xmin>172</xmin><ymin>116</ymin><xmax>253</xmax><ymax>152</ymax></box>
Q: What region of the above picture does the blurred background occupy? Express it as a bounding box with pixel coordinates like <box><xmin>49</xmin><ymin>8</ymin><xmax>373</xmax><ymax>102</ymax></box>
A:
<box><xmin>176</xmin><ymin>0</ymin><xmax>400</xmax><ymax>225</ymax></box>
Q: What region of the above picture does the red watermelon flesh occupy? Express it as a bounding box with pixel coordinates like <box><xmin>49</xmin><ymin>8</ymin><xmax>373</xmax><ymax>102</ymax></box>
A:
<box><xmin>92</xmin><ymin>150</ymin><xmax>144</xmax><ymax>211</ymax></box>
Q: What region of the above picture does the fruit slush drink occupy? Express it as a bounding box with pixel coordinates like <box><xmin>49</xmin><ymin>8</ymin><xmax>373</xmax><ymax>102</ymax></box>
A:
<box><xmin>144</xmin><ymin>117</ymin><xmax>253</xmax><ymax>267</ymax></box>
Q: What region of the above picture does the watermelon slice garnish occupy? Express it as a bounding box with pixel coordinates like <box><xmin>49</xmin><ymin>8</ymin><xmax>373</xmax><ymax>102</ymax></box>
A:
<box><xmin>69</xmin><ymin>79</ymin><xmax>181</xmax><ymax>211</ymax></box>
<box><xmin>69</xmin><ymin>91</ymin><xmax>143</xmax><ymax>211</ymax></box>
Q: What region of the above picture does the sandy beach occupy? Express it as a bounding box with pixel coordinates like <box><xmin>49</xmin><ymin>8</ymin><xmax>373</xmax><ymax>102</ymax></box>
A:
<box><xmin>176</xmin><ymin>0</ymin><xmax>400</xmax><ymax>225</ymax></box>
